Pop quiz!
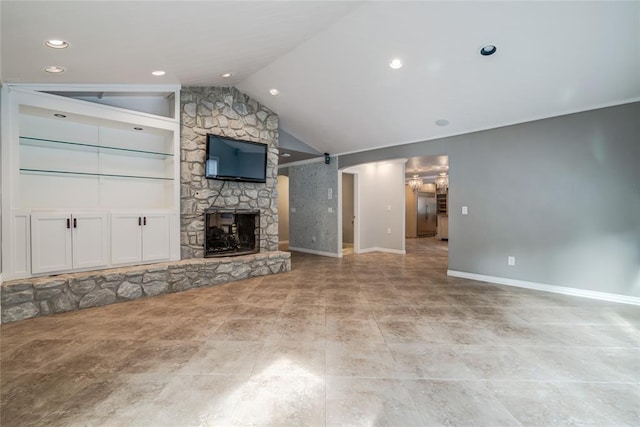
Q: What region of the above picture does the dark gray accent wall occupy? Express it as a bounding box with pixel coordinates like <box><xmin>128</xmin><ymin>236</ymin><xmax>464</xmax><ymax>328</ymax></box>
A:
<box><xmin>340</xmin><ymin>102</ymin><xmax>640</xmax><ymax>297</ymax></box>
<box><xmin>289</xmin><ymin>160</ymin><xmax>339</xmax><ymax>254</ymax></box>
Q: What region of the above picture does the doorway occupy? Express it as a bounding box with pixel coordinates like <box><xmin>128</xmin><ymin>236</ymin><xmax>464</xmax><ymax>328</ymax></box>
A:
<box><xmin>341</xmin><ymin>172</ymin><xmax>355</xmax><ymax>255</ymax></box>
<box><xmin>404</xmin><ymin>155</ymin><xmax>449</xmax><ymax>260</ymax></box>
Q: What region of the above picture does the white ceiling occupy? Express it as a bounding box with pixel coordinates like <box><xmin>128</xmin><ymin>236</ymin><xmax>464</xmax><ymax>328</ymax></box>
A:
<box><xmin>2</xmin><ymin>1</ymin><xmax>639</xmax><ymax>157</ymax></box>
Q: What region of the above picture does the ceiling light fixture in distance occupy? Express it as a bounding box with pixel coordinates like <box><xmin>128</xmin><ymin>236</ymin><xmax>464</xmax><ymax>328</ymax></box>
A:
<box><xmin>435</xmin><ymin>119</ymin><xmax>450</xmax><ymax>126</ymax></box>
<box><xmin>54</xmin><ymin>113</ymin><xmax>67</xmax><ymax>118</ymax></box>
<box><xmin>133</xmin><ymin>127</ymin><xmax>144</xmax><ymax>131</ymax></box>
<box><xmin>480</xmin><ymin>44</ymin><xmax>497</xmax><ymax>56</ymax></box>
<box><xmin>45</xmin><ymin>39</ymin><xmax>69</xmax><ymax>49</ymax></box>
<box><xmin>221</xmin><ymin>73</ymin><xmax>232</xmax><ymax>78</ymax></box>
<box><xmin>389</xmin><ymin>58</ymin><xmax>403</xmax><ymax>69</ymax></box>
<box><xmin>44</xmin><ymin>66</ymin><xmax>65</xmax><ymax>73</ymax></box>
<box><xmin>151</xmin><ymin>70</ymin><xmax>166</xmax><ymax>76</ymax></box>
<box><xmin>269</xmin><ymin>88</ymin><xmax>280</xmax><ymax>96</ymax></box>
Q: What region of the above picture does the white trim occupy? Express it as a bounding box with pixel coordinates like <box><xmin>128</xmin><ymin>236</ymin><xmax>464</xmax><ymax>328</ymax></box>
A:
<box><xmin>7</xmin><ymin>83</ymin><xmax>181</xmax><ymax>93</ymax></box>
<box><xmin>333</xmin><ymin>97</ymin><xmax>640</xmax><ymax>159</ymax></box>
<box><xmin>359</xmin><ymin>247</ymin><xmax>406</xmax><ymax>255</ymax></box>
<box><xmin>447</xmin><ymin>270</ymin><xmax>640</xmax><ymax>306</ymax></box>
<box><xmin>287</xmin><ymin>246</ymin><xmax>339</xmax><ymax>258</ymax></box>
<box><xmin>278</xmin><ymin>156</ymin><xmax>326</xmax><ymax>169</ymax></box>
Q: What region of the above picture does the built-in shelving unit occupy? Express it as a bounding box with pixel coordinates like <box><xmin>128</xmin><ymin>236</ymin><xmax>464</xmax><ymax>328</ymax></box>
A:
<box><xmin>1</xmin><ymin>85</ymin><xmax>181</xmax><ymax>279</ymax></box>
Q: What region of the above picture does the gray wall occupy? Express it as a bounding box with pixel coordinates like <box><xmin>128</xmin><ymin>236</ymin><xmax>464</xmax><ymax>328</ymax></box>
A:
<box><xmin>340</xmin><ymin>102</ymin><xmax>640</xmax><ymax>297</ymax></box>
<box><xmin>289</xmin><ymin>160</ymin><xmax>339</xmax><ymax>254</ymax></box>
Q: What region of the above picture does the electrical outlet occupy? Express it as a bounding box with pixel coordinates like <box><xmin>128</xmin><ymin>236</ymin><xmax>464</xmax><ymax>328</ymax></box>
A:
<box><xmin>312</xmin><ymin>236</ymin><xmax>316</xmax><ymax>243</ymax></box>
<box><xmin>387</xmin><ymin>227</ymin><xmax>391</xmax><ymax>234</ymax></box>
<box><xmin>328</xmin><ymin>207</ymin><xmax>333</xmax><ymax>213</ymax></box>
<box><xmin>387</xmin><ymin>205</ymin><xmax>392</xmax><ymax>212</ymax></box>
<box><xmin>328</xmin><ymin>188</ymin><xmax>333</xmax><ymax>200</ymax></box>
<box><xmin>462</xmin><ymin>206</ymin><xmax>468</xmax><ymax>215</ymax></box>
<box><xmin>508</xmin><ymin>256</ymin><xmax>516</xmax><ymax>266</ymax></box>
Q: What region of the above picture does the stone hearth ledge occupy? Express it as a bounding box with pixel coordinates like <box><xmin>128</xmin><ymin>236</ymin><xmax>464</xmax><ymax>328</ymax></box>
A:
<box><xmin>0</xmin><ymin>251</ymin><xmax>291</xmax><ymax>323</ymax></box>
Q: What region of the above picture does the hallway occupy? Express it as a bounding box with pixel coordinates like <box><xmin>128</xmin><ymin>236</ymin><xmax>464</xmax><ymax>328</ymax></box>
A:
<box><xmin>1</xmin><ymin>239</ymin><xmax>638</xmax><ymax>426</ymax></box>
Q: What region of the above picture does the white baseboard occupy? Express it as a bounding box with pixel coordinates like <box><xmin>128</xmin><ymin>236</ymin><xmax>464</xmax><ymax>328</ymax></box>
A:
<box><xmin>287</xmin><ymin>246</ymin><xmax>340</xmax><ymax>258</ymax></box>
<box><xmin>358</xmin><ymin>247</ymin><xmax>406</xmax><ymax>255</ymax></box>
<box><xmin>447</xmin><ymin>270</ymin><xmax>640</xmax><ymax>306</ymax></box>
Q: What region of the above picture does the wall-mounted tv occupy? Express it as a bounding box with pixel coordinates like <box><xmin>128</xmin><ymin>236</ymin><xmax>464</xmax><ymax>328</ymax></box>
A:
<box><xmin>205</xmin><ymin>134</ymin><xmax>268</xmax><ymax>183</ymax></box>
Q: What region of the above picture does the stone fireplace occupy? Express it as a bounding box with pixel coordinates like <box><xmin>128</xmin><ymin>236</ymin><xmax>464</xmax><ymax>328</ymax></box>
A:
<box><xmin>205</xmin><ymin>209</ymin><xmax>260</xmax><ymax>257</ymax></box>
<box><xmin>180</xmin><ymin>87</ymin><xmax>280</xmax><ymax>259</ymax></box>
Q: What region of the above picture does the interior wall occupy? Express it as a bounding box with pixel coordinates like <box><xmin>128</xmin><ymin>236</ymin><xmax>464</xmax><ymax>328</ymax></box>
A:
<box><xmin>339</xmin><ymin>102</ymin><xmax>640</xmax><ymax>297</ymax></box>
<box><xmin>342</xmin><ymin>173</ymin><xmax>354</xmax><ymax>244</ymax></box>
<box><xmin>289</xmin><ymin>160</ymin><xmax>339</xmax><ymax>255</ymax></box>
<box><xmin>346</xmin><ymin>161</ymin><xmax>405</xmax><ymax>253</ymax></box>
<box><xmin>277</xmin><ymin>175</ymin><xmax>289</xmax><ymax>243</ymax></box>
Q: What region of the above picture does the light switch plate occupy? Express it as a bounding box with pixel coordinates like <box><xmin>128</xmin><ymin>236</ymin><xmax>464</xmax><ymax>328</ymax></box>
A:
<box><xmin>328</xmin><ymin>188</ymin><xmax>333</xmax><ymax>200</ymax></box>
<box><xmin>290</xmin><ymin>207</ymin><xmax>296</xmax><ymax>213</ymax></box>
<box><xmin>328</xmin><ymin>207</ymin><xmax>333</xmax><ymax>213</ymax></box>
<box><xmin>462</xmin><ymin>206</ymin><xmax>468</xmax><ymax>215</ymax></box>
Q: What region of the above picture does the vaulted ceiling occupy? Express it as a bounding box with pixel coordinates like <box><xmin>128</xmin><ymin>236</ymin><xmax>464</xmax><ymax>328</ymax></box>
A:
<box><xmin>2</xmin><ymin>1</ymin><xmax>638</xmax><ymax>157</ymax></box>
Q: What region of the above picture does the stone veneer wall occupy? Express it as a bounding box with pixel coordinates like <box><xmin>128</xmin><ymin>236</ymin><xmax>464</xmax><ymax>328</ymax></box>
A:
<box><xmin>180</xmin><ymin>87</ymin><xmax>279</xmax><ymax>258</ymax></box>
<box><xmin>0</xmin><ymin>252</ymin><xmax>291</xmax><ymax>323</ymax></box>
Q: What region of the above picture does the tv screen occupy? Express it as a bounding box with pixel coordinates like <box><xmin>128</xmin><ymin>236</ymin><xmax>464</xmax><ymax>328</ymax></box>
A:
<box><xmin>205</xmin><ymin>134</ymin><xmax>267</xmax><ymax>183</ymax></box>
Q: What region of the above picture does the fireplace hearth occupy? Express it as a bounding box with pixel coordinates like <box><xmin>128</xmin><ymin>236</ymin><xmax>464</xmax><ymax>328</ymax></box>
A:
<box><xmin>204</xmin><ymin>209</ymin><xmax>260</xmax><ymax>257</ymax></box>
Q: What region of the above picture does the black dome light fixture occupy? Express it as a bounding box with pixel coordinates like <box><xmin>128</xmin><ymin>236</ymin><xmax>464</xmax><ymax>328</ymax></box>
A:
<box><xmin>480</xmin><ymin>44</ymin><xmax>497</xmax><ymax>56</ymax></box>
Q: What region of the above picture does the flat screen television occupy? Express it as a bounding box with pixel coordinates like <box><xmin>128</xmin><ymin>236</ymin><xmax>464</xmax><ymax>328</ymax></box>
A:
<box><xmin>205</xmin><ymin>134</ymin><xmax>267</xmax><ymax>183</ymax></box>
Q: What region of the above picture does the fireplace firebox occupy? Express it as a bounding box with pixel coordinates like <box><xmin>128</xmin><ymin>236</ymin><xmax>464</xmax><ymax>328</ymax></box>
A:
<box><xmin>204</xmin><ymin>209</ymin><xmax>260</xmax><ymax>257</ymax></box>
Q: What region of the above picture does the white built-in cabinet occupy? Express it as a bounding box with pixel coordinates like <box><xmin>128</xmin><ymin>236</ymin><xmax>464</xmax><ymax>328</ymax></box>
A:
<box><xmin>1</xmin><ymin>85</ymin><xmax>181</xmax><ymax>279</ymax></box>
<box><xmin>111</xmin><ymin>212</ymin><xmax>171</xmax><ymax>266</ymax></box>
<box><xmin>31</xmin><ymin>211</ymin><xmax>109</xmax><ymax>274</ymax></box>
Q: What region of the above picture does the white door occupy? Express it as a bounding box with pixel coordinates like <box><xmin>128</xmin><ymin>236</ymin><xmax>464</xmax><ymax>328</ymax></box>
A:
<box><xmin>111</xmin><ymin>212</ymin><xmax>143</xmax><ymax>265</ymax></box>
<box><xmin>31</xmin><ymin>212</ymin><xmax>72</xmax><ymax>274</ymax></box>
<box><xmin>142</xmin><ymin>212</ymin><xmax>171</xmax><ymax>262</ymax></box>
<box><xmin>72</xmin><ymin>212</ymin><xmax>109</xmax><ymax>270</ymax></box>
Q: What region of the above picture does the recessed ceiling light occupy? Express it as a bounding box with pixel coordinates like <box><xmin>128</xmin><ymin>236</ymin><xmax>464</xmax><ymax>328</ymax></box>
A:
<box><xmin>281</xmin><ymin>152</ymin><xmax>292</xmax><ymax>158</ymax></box>
<box><xmin>45</xmin><ymin>39</ymin><xmax>69</xmax><ymax>49</ymax></box>
<box><xmin>54</xmin><ymin>113</ymin><xmax>67</xmax><ymax>118</ymax></box>
<box><xmin>221</xmin><ymin>73</ymin><xmax>232</xmax><ymax>78</ymax></box>
<box><xmin>480</xmin><ymin>44</ymin><xmax>497</xmax><ymax>56</ymax></box>
<box><xmin>44</xmin><ymin>66</ymin><xmax>65</xmax><ymax>73</ymax></box>
<box><xmin>269</xmin><ymin>88</ymin><xmax>280</xmax><ymax>96</ymax></box>
<box><xmin>389</xmin><ymin>58</ymin><xmax>403</xmax><ymax>69</ymax></box>
<box><xmin>133</xmin><ymin>127</ymin><xmax>143</xmax><ymax>131</ymax></box>
<box><xmin>151</xmin><ymin>70</ymin><xmax>166</xmax><ymax>76</ymax></box>
<box><xmin>435</xmin><ymin>119</ymin><xmax>450</xmax><ymax>126</ymax></box>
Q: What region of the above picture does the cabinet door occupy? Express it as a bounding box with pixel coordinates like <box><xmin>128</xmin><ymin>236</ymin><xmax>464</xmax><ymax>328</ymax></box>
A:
<box><xmin>72</xmin><ymin>212</ymin><xmax>109</xmax><ymax>270</ymax></box>
<box><xmin>142</xmin><ymin>213</ymin><xmax>170</xmax><ymax>262</ymax></box>
<box><xmin>111</xmin><ymin>212</ymin><xmax>143</xmax><ymax>266</ymax></box>
<box><xmin>31</xmin><ymin>212</ymin><xmax>72</xmax><ymax>274</ymax></box>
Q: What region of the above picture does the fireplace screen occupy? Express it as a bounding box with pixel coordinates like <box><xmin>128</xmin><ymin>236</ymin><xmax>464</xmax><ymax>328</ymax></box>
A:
<box><xmin>204</xmin><ymin>209</ymin><xmax>260</xmax><ymax>257</ymax></box>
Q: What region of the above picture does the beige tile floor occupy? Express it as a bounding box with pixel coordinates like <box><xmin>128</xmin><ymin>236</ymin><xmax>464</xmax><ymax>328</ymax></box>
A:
<box><xmin>1</xmin><ymin>237</ymin><xmax>639</xmax><ymax>426</ymax></box>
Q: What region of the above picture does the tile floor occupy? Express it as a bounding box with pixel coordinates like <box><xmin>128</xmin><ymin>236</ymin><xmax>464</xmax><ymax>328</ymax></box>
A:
<box><xmin>1</xmin><ymin>238</ymin><xmax>638</xmax><ymax>426</ymax></box>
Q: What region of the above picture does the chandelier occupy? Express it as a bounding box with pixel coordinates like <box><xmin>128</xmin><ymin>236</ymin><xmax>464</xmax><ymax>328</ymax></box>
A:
<box><xmin>435</xmin><ymin>173</ymin><xmax>449</xmax><ymax>193</ymax></box>
<box><xmin>408</xmin><ymin>174</ymin><xmax>422</xmax><ymax>192</ymax></box>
